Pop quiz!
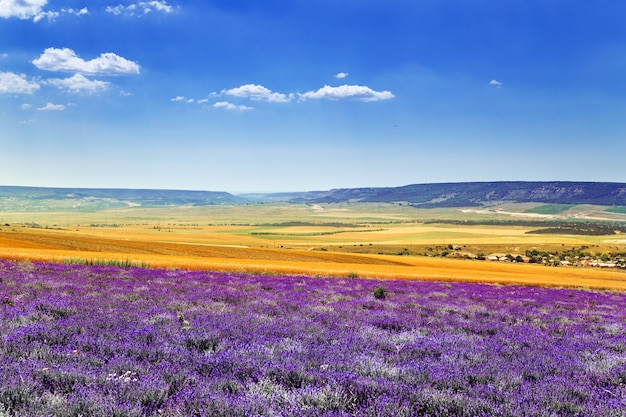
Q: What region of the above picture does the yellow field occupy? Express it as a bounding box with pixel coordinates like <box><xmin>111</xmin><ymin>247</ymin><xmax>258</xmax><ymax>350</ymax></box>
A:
<box><xmin>1</xmin><ymin>203</ymin><xmax>625</xmax><ymax>290</ymax></box>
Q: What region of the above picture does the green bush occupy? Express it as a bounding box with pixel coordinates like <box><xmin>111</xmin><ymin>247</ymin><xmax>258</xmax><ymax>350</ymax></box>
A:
<box><xmin>373</xmin><ymin>287</ymin><xmax>386</xmax><ymax>299</ymax></box>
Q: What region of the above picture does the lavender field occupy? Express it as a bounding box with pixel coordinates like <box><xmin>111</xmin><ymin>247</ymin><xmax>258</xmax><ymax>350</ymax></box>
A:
<box><xmin>0</xmin><ymin>260</ymin><xmax>625</xmax><ymax>416</ymax></box>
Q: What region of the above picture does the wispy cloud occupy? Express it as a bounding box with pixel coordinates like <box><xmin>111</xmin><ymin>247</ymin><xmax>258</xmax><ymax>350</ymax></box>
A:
<box><xmin>0</xmin><ymin>71</ymin><xmax>40</xmax><ymax>94</ymax></box>
<box><xmin>213</xmin><ymin>101</ymin><xmax>253</xmax><ymax>111</ymax></box>
<box><xmin>335</xmin><ymin>72</ymin><xmax>349</xmax><ymax>79</ymax></box>
<box><xmin>489</xmin><ymin>79</ymin><xmax>503</xmax><ymax>88</ymax></box>
<box><xmin>106</xmin><ymin>1</ymin><xmax>175</xmax><ymax>16</ymax></box>
<box><xmin>222</xmin><ymin>84</ymin><xmax>292</xmax><ymax>103</ymax></box>
<box><xmin>62</xmin><ymin>7</ymin><xmax>88</xmax><ymax>17</ymax></box>
<box><xmin>34</xmin><ymin>7</ymin><xmax>88</xmax><ymax>22</ymax></box>
<box><xmin>171</xmin><ymin>96</ymin><xmax>195</xmax><ymax>103</ymax></box>
<box><xmin>32</xmin><ymin>10</ymin><xmax>57</xmax><ymax>22</ymax></box>
<box><xmin>299</xmin><ymin>85</ymin><xmax>394</xmax><ymax>102</ymax></box>
<box><xmin>45</xmin><ymin>73</ymin><xmax>109</xmax><ymax>93</ymax></box>
<box><xmin>37</xmin><ymin>102</ymin><xmax>65</xmax><ymax>111</ymax></box>
<box><xmin>20</xmin><ymin>103</ymin><xmax>32</xmax><ymax>110</ymax></box>
<box><xmin>33</xmin><ymin>47</ymin><xmax>140</xmax><ymax>75</ymax></box>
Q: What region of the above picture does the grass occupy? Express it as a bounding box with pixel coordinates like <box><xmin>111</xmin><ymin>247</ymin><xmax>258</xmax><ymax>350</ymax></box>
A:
<box><xmin>524</xmin><ymin>204</ymin><xmax>576</xmax><ymax>215</ymax></box>
<box><xmin>63</xmin><ymin>258</ymin><xmax>150</xmax><ymax>269</ymax></box>
<box><xmin>606</xmin><ymin>206</ymin><xmax>626</xmax><ymax>214</ymax></box>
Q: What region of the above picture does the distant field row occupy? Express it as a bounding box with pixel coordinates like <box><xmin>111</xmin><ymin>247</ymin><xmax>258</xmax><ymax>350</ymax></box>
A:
<box><xmin>0</xmin><ymin>203</ymin><xmax>624</xmax><ymax>289</ymax></box>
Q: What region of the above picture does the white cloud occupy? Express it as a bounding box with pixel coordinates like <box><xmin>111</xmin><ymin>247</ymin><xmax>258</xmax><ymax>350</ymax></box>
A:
<box><xmin>172</xmin><ymin>96</ymin><xmax>210</xmax><ymax>104</ymax></box>
<box><xmin>0</xmin><ymin>71</ymin><xmax>40</xmax><ymax>94</ymax></box>
<box><xmin>106</xmin><ymin>1</ymin><xmax>174</xmax><ymax>16</ymax></box>
<box><xmin>0</xmin><ymin>1</ymin><xmax>87</xmax><ymax>21</ymax></box>
<box><xmin>45</xmin><ymin>73</ymin><xmax>109</xmax><ymax>93</ymax></box>
<box><xmin>37</xmin><ymin>102</ymin><xmax>65</xmax><ymax>111</ymax></box>
<box><xmin>489</xmin><ymin>79</ymin><xmax>503</xmax><ymax>87</ymax></box>
<box><xmin>20</xmin><ymin>103</ymin><xmax>32</xmax><ymax>110</ymax></box>
<box><xmin>61</xmin><ymin>7</ymin><xmax>88</xmax><ymax>16</ymax></box>
<box><xmin>0</xmin><ymin>0</ymin><xmax>47</xmax><ymax>19</ymax></box>
<box><xmin>299</xmin><ymin>85</ymin><xmax>394</xmax><ymax>102</ymax></box>
<box><xmin>144</xmin><ymin>0</ymin><xmax>173</xmax><ymax>13</ymax></box>
<box><xmin>335</xmin><ymin>72</ymin><xmax>348</xmax><ymax>79</ymax></box>
<box><xmin>105</xmin><ymin>5</ymin><xmax>125</xmax><ymax>15</ymax></box>
<box><xmin>222</xmin><ymin>84</ymin><xmax>291</xmax><ymax>103</ymax></box>
<box><xmin>32</xmin><ymin>47</ymin><xmax>140</xmax><ymax>75</ymax></box>
<box><xmin>213</xmin><ymin>101</ymin><xmax>253</xmax><ymax>111</ymax></box>
<box><xmin>32</xmin><ymin>9</ymin><xmax>57</xmax><ymax>22</ymax></box>
<box><xmin>34</xmin><ymin>7</ymin><xmax>88</xmax><ymax>22</ymax></box>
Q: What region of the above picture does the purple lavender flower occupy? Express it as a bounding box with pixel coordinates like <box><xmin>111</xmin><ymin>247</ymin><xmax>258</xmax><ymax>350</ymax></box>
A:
<box><xmin>0</xmin><ymin>259</ymin><xmax>625</xmax><ymax>416</ymax></box>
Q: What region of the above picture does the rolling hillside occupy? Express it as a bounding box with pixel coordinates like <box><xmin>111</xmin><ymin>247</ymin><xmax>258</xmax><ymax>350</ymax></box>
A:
<box><xmin>0</xmin><ymin>186</ymin><xmax>245</xmax><ymax>211</ymax></box>
<box><xmin>264</xmin><ymin>181</ymin><xmax>626</xmax><ymax>207</ymax></box>
<box><xmin>1</xmin><ymin>181</ymin><xmax>626</xmax><ymax>211</ymax></box>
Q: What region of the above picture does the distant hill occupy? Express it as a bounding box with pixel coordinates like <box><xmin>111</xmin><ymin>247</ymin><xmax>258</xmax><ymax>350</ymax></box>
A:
<box><xmin>2</xmin><ymin>182</ymin><xmax>626</xmax><ymax>211</ymax></box>
<box><xmin>257</xmin><ymin>181</ymin><xmax>626</xmax><ymax>207</ymax></box>
<box><xmin>0</xmin><ymin>186</ymin><xmax>245</xmax><ymax>211</ymax></box>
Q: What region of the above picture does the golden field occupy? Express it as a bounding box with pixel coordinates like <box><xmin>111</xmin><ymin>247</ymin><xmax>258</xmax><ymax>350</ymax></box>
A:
<box><xmin>1</xmin><ymin>202</ymin><xmax>625</xmax><ymax>290</ymax></box>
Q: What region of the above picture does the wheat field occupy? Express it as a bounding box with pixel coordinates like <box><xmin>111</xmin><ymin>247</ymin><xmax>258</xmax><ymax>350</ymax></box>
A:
<box><xmin>1</xmin><ymin>203</ymin><xmax>625</xmax><ymax>290</ymax></box>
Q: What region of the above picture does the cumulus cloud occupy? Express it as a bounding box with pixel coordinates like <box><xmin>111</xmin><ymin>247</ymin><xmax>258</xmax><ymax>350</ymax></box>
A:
<box><xmin>32</xmin><ymin>47</ymin><xmax>140</xmax><ymax>75</ymax></box>
<box><xmin>0</xmin><ymin>71</ymin><xmax>40</xmax><ymax>94</ymax></box>
<box><xmin>489</xmin><ymin>79</ymin><xmax>503</xmax><ymax>88</ymax></box>
<box><xmin>335</xmin><ymin>72</ymin><xmax>348</xmax><ymax>79</ymax></box>
<box><xmin>106</xmin><ymin>1</ymin><xmax>175</xmax><ymax>16</ymax></box>
<box><xmin>213</xmin><ymin>101</ymin><xmax>253</xmax><ymax>111</ymax></box>
<box><xmin>222</xmin><ymin>84</ymin><xmax>291</xmax><ymax>103</ymax></box>
<box><xmin>299</xmin><ymin>85</ymin><xmax>394</xmax><ymax>102</ymax></box>
<box><xmin>0</xmin><ymin>0</ymin><xmax>47</xmax><ymax>19</ymax></box>
<box><xmin>37</xmin><ymin>102</ymin><xmax>65</xmax><ymax>111</ymax></box>
<box><xmin>0</xmin><ymin>1</ymin><xmax>88</xmax><ymax>22</ymax></box>
<box><xmin>45</xmin><ymin>73</ymin><xmax>109</xmax><ymax>93</ymax></box>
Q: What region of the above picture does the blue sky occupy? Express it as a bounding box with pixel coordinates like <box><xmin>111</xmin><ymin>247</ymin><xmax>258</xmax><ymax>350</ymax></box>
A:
<box><xmin>1</xmin><ymin>1</ymin><xmax>625</xmax><ymax>192</ymax></box>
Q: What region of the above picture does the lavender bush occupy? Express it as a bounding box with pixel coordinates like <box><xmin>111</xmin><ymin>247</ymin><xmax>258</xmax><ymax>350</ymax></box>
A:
<box><xmin>0</xmin><ymin>259</ymin><xmax>625</xmax><ymax>416</ymax></box>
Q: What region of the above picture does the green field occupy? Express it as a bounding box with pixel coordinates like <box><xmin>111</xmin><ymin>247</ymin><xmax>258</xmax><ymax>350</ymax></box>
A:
<box><xmin>524</xmin><ymin>204</ymin><xmax>576</xmax><ymax>214</ymax></box>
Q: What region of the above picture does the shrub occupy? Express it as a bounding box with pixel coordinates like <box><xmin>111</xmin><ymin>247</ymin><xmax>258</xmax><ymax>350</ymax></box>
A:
<box><xmin>373</xmin><ymin>286</ymin><xmax>386</xmax><ymax>299</ymax></box>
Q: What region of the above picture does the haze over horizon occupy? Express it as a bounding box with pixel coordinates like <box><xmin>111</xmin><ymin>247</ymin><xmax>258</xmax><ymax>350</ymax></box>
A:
<box><xmin>2</xmin><ymin>1</ymin><xmax>625</xmax><ymax>192</ymax></box>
